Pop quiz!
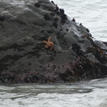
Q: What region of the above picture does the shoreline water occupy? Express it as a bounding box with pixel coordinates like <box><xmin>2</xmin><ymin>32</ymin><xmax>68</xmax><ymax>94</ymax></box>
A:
<box><xmin>0</xmin><ymin>77</ymin><xmax>107</xmax><ymax>107</ymax></box>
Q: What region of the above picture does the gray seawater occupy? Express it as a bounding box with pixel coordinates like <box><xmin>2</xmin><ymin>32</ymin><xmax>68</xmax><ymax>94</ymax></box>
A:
<box><xmin>1</xmin><ymin>0</ymin><xmax>107</xmax><ymax>107</ymax></box>
<box><xmin>0</xmin><ymin>78</ymin><xmax>107</xmax><ymax>107</ymax></box>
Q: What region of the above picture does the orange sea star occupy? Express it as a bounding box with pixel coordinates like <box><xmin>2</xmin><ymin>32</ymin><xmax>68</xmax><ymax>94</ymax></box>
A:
<box><xmin>43</xmin><ymin>36</ymin><xmax>54</xmax><ymax>50</ymax></box>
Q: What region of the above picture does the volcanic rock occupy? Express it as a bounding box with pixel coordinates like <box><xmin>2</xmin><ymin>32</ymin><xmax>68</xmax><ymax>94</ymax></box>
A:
<box><xmin>0</xmin><ymin>0</ymin><xmax>107</xmax><ymax>83</ymax></box>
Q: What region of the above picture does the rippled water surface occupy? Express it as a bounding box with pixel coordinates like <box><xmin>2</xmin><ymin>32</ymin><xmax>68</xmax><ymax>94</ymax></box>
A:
<box><xmin>0</xmin><ymin>78</ymin><xmax>107</xmax><ymax>107</ymax></box>
<box><xmin>1</xmin><ymin>0</ymin><xmax>107</xmax><ymax>107</ymax></box>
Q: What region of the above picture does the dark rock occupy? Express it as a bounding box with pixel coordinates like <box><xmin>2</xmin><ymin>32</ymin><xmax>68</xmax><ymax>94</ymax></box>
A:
<box><xmin>34</xmin><ymin>3</ymin><xmax>40</xmax><ymax>7</ymax></box>
<box><xmin>44</xmin><ymin>14</ymin><xmax>50</xmax><ymax>21</ymax></box>
<box><xmin>86</xmin><ymin>28</ymin><xmax>90</xmax><ymax>32</ymax></box>
<box><xmin>54</xmin><ymin>17</ymin><xmax>59</xmax><ymax>22</ymax></box>
<box><xmin>61</xmin><ymin>14</ymin><xmax>67</xmax><ymax>23</ymax></box>
<box><xmin>52</xmin><ymin>22</ymin><xmax>58</xmax><ymax>28</ymax></box>
<box><xmin>54</xmin><ymin>6</ymin><xmax>60</xmax><ymax>15</ymax></box>
<box><xmin>0</xmin><ymin>0</ymin><xmax>107</xmax><ymax>83</ymax></box>
<box><xmin>72</xmin><ymin>18</ymin><xmax>76</xmax><ymax>22</ymax></box>
<box><xmin>0</xmin><ymin>15</ymin><xmax>5</xmax><ymax>21</ymax></box>
<box><xmin>51</xmin><ymin>1</ymin><xmax>55</xmax><ymax>5</ymax></box>
<box><xmin>60</xmin><ymin>9</ymin><xmax>64</xmax><ymax>14</ymax></box>
<box><xmin>50</xmin><ymin>12</ymin><xmax>55</xmax><ymax>16</ymax></box>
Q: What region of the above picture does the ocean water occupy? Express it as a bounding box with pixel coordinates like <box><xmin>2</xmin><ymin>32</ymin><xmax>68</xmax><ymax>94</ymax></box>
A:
<box><xmin>1</xmin><ymin>0</ymin><xmax>107</xmax><ymax>107</ymax></box>
<box><xmin>0</xmin><ymin>78</ymin><xmax>107</xmax><ymax>107</ymax></box>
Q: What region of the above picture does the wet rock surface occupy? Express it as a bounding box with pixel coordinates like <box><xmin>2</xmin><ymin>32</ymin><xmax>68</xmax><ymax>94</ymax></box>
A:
<box><xmin>0</xmin><ymin>0</ymin><xmax>107</xmax><ymax>83</ymax></box>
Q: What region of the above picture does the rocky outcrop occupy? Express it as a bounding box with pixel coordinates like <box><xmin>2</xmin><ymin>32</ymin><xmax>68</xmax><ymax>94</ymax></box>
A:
<box><xmin>0</xmin><ymin>0</ymin><xmax>107</xmax><ymax>83</ymax></box>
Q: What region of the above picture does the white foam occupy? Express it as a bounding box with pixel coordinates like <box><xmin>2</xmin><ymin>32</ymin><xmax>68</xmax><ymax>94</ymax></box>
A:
<box><xmin>0</xmin><ymin>78</ymin><xmax>107</xmax><ymax>107</ymax></box>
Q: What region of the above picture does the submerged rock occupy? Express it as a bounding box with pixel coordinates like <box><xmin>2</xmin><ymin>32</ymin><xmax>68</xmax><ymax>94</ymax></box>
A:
<box><xmin>0</xmin><ymin>0</ymin><xmax>107</xmax><ymax>83</ymax></box>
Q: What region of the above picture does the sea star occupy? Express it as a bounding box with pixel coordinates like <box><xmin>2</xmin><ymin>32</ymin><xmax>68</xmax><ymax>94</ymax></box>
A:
<box><xmin>43</xmin><ymin>36</ymin><xmax>54</xmax><ymax>50</ymax></box>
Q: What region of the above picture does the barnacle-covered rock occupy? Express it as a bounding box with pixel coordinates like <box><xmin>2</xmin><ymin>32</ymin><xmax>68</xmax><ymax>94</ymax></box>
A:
<box><xmin>0</xmin><ymin>0</ymin><xmax>107</xmax><ymax>83</ymax></box>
